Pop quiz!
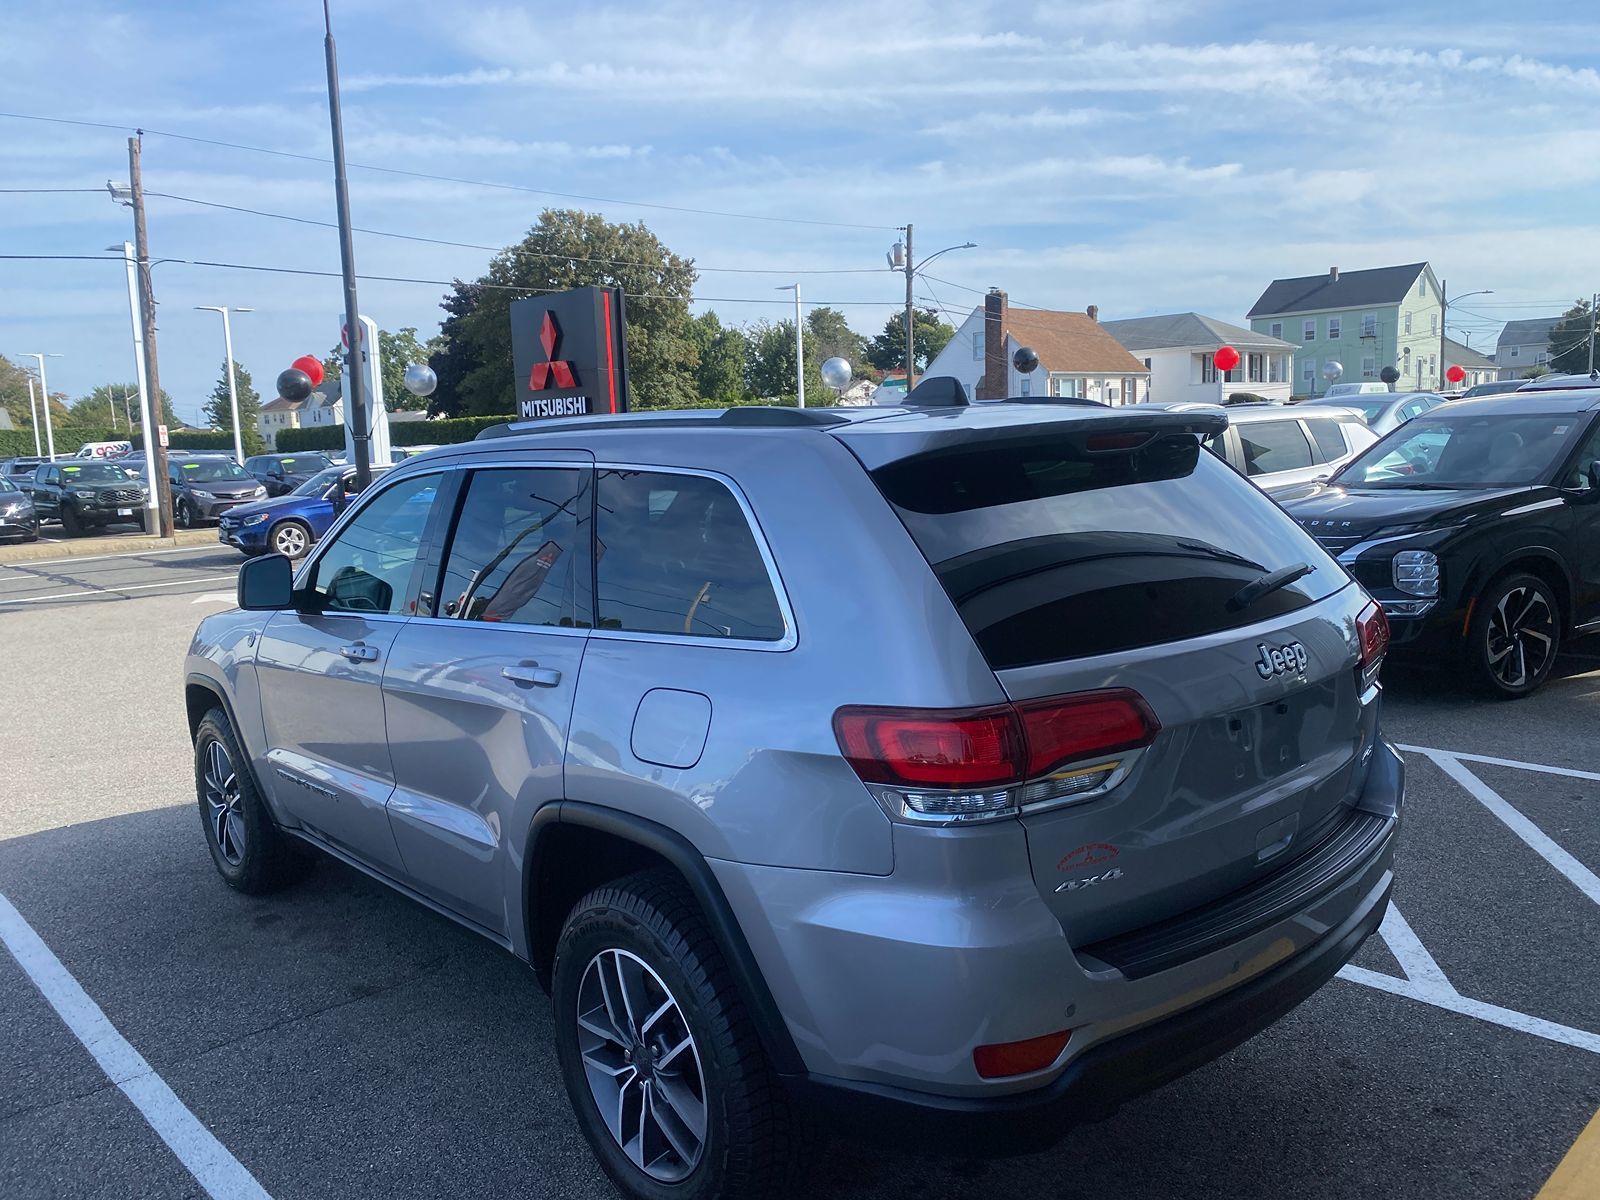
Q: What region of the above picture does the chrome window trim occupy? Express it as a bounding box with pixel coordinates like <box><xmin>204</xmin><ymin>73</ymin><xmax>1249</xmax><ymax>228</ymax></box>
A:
<box><xmin>591</xmin><ymin>461</ymin><xmax>798</xmax><ymax>653</ymax></box>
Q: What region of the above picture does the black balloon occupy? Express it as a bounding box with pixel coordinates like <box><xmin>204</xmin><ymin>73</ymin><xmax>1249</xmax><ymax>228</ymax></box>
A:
<box><xmin>1013</xmin><ymin>346</ymin><xmax>1040</xmax><ymax>374</ymax></box>
<box><xmin>1379</xmin><ymin>365</ymin><xmax>1401</xmax><ymax>384</ymax></box>
<box><xmin>277</xmin><ymin>367</ymin><xmax>313</xmax><ymax>401</ymax></box>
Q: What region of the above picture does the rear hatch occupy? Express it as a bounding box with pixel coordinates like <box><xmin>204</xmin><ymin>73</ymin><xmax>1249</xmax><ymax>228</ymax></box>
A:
<box><xmin>836</xmin><ymin>406</ymin><xmax>1378</xmax><ymax>956</ymax></box>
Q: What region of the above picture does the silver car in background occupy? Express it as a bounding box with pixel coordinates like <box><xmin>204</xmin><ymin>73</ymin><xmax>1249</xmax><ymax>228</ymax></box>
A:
<box><xmin>1326</xmin><ymin>390</ymin><xmax>1448</xmax><ymax>436</ymax></box>
<box><xmin>185</xmin><ymin>401</ymin><xmax>1403</xmax><ymax>1200</ymax></box>
<box><xmin>1198</xmin><ymin>402</ymin><xmax>1379</xmax><ymax>493</ymax></box>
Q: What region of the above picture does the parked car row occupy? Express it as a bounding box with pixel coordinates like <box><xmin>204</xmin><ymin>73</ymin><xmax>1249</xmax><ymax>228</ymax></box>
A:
<box><xmin>0</xmin><ymin>475</ymin><xmax>38</xmax><ymax>542</ymax></box>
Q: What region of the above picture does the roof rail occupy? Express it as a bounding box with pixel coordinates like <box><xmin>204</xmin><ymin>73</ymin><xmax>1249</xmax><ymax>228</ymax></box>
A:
<box><xmin>996</xmin><ymin>395</ymin><xmax>1108</xmax><ymax>408</ymax></box>
<box><xmin>473</xmin><ymin>406</ymin><xmax>849</xmax><ymax>440</ymax></box>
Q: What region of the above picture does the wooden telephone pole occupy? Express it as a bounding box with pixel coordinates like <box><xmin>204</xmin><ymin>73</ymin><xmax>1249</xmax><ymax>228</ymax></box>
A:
<box><xmin>128</xmin><ymin>136</ymin><xmax>174</xmax><ymax>537</ymax></box>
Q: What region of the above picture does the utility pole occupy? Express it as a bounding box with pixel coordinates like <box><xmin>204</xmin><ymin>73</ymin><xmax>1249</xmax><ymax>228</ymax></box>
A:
<box><xmin>324</xmin><ymin>1</ymin><xmax>371</xmax><ymax>489</ymax></box>
<box><xmin>903</xmin><ymin>223</ymin><xmax>915</xmax><ymax>391</ymax></box>
<box><xmin>129</xmin><ymin>136</ymin><xmax>175</xmax><ymax>536</ymax></box>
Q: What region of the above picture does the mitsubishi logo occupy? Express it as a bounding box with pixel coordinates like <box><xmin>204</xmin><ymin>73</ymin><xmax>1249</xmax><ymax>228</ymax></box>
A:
<box><xmin>528</xmin><ymin>311</ymin><xmax>578</xmax><ymax>390</ymax></box>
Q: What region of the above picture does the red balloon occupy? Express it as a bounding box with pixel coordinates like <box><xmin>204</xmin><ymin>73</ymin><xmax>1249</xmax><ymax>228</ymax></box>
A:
<box><xmin>291</xmin><ymin>355</ymin><xmax>325</xmax><ymax>387</ymax></box>
<box><xmin>1214</xmin><ymin>345</ymin><xmax>1241</xmax><ymax>372</ymax></box>
<box><xmin>1446</xmin><ymin>364</ymin><xmax>1466</xmax><ymax>383</ymax></box>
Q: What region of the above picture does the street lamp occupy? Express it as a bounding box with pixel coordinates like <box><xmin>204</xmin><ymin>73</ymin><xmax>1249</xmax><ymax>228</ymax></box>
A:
<box><xmin>773</xmin><ymin>284</ymin><xmax>805</xmax><ymax>407</ymax></box>
<box><xmin>887</xmin><ymin>225</ymin><xmax>976</xmax><ymax>389</ymax></box>
<box><xmin>195</xmin><ymin>306</ymin><xmax>254</xmax><ymax>463</ymax></box>
<box><xmin>1441</xmin><ymin>284</ymin><xmax>1492</xmax><ymax>390</ymax></box>
<box><xmin>107</xmin><ymin>242</ymin><xmax>160</xmax><ymax>523</ymax></box>
<box><xmin>19</xmin><ymin>354</ymin><xmax>63</xmax><ymax>460</ymax></box>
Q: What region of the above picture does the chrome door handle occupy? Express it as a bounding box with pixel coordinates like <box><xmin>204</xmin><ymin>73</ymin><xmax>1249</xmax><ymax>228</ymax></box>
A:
<box><xmin>502</xmin><ymin>664</ymin><xmax>562</xmax><ymax>688</ymax></box>
<box><xmin>338</xmin><ymin>642</ymin><xmax>380</xmax><ymax>663</ymax></box>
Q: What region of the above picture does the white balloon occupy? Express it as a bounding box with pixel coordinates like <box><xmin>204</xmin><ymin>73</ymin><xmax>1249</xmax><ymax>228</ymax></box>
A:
<box><xmin>402</xmin><ymin>362</ymin><xmax>438</xmax><ymax>397</ymax></box>
<box><xmin>820</xmin><ymin>356</ymin><xmax>853</xmax><ymax>390</ymax></box>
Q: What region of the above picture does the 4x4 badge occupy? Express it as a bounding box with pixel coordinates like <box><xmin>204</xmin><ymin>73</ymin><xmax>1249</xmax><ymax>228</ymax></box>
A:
<box><xmin>1255</xmin><ymin>640</ymin><xmax>1308</xmax><ymax>679</ymax></box>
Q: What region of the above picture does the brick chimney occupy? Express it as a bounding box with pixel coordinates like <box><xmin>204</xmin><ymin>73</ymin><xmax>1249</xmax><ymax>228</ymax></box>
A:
<box><xmin>1086</xmin><ymin>304</ymin><xmax>1099</xmax><ymax>322</ymax></box>
<box><xmin>977</xmin><ymin>288</ymin><xmax>1009</xmax><ymax>401</ymax></box>
<box><xmin>1329</xmin><ymin>266</ymin><xmax>1340</xmax><ymax>282</ymax></box>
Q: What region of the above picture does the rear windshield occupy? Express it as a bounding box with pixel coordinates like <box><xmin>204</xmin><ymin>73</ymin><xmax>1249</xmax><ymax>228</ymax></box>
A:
<box><xmin>871</xmin><ymin>432</ymin><xmax>1345</xmax><ymax>669</ymax></box>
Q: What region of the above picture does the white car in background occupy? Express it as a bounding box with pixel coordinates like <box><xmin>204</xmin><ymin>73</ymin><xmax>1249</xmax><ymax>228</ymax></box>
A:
<box><xmin>1204</xmin><ymin>403</ymin><xmax>1379</xmax><ymax>494</ymax></box>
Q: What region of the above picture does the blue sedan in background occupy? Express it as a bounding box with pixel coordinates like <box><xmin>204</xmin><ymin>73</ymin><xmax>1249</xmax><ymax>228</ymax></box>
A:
<box><xmin>219</xmin><ymin>464</ymin><xmax>390</xmax><ymax>559</ymax></box>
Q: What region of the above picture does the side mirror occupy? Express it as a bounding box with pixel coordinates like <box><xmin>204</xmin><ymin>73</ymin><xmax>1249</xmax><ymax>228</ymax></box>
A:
<box><xmin>237</xmin><ymin>553</ymin><xmax>295</xmax><ymax>610</ymax></box>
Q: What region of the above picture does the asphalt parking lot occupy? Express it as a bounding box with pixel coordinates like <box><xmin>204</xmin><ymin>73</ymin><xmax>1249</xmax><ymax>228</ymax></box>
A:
<box><xmin>2</xmin><ymin>550</ymin><xmax>1598</xmax><ymax>1199</ymax></box>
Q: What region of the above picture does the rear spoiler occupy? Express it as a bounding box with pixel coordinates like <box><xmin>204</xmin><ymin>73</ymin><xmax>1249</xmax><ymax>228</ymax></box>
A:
<box><xmin>828</xmin><ymin>407</ymin><xmax>1228</xmax><ymax>471</ymax></box>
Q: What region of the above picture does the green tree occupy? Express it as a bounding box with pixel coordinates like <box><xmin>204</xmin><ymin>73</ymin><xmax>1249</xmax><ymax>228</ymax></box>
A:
<box><xmin>1547</xmin><ymin>299</ymin><xmax>1597</xmax><ymax>376</ymax></box>
<box><xmin>689</xmin><ymin>312</ymin><xmax>749</xmax><ymax>403</ymax></box>
<box><xmin>66</xmin><ymin>384</ymin><xmax>176</xmax><ymax>431</ymax></box>
<box><xmin>448</xmin><ymin>209</ymin><xmax>699</xmax><ymax>414</ymax></box>
<box><xmin>426</xmin><ymin>281</ymin><xmax>484</xmax><ymax>418</ymax></box>
<box><xmin>202</xmin><ymin>361</ymin><xmax>265</xmax><ymax>454</ymax></box>
<box><xmin>806</xmin><ymin>307</ymin><xmax>865</xmax><ymax>369</ymax></box>
<box><xmin>864</xmin><ymin>308</ymin><xmax>956</xmax><ymax>373</ymax></box>
<box><xmin>325</xmin><ymin>326</ymin><xmax>432</xmax><ymax>411</ymax></box>
<box><xmin>0</xmin><ymin>354</ymin><xmax>70</xmax><ymax>428</ymax></box>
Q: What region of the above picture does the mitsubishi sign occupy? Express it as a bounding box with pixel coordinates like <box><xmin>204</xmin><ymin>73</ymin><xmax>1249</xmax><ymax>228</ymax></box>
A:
<box><xmin>510</xmin><ymin>286</ymin><xmax>631</xmax><ymax>420</ymax></box>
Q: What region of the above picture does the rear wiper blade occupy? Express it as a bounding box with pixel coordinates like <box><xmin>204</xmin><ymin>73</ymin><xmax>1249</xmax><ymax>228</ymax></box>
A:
<box><xmin>1226</xmin><ymin>561</ymin><xmax>1314</xmax><ymax>613</ymax></box>
<box><xmin>1175</xmin><ymin>540</ymin><xmax>1265</xmax><ymax>571</ymax></box>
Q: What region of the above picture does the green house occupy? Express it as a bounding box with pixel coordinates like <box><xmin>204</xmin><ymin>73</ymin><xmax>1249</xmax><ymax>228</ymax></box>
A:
<box><xmin>1247</xmin><ymin>262</ymin><xmax>1444</xmax><ymax>398</ymax></box>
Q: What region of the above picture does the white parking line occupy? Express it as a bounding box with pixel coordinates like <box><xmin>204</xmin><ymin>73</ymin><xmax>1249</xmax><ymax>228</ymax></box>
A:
<box><xmin>1397</xmin><ymin>744</ymin><xmax>1600</xmax><ymax>783</ymax></box>
<box><xmin>0</xmin><ymin>544</ymin><xmax>221</xmax><ymax>570</ymax></box>
<box><xmin>0</xmin><ymin>574</ymin><xmax>235</xmax><ymax>606</ymax></box>
<box><xmin>0</xmin><ymin>894</ymin><xmax>272</xmax><ymax>1200</ymax></box>
<box><xmin>1373</xmin><ymin>905</ymin><xmax>1456</xmax><ymax>994</ymax></box>
<box><xmin>1421</xmin><ymin>750</ymin><xmax>1600</xmax><ymax>906</ymax></box>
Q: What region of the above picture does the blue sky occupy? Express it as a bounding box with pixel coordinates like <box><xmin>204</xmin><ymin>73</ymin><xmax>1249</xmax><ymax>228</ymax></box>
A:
<box><xmin>3</xmin><ymin>0</ymin><xmax>1598</xmax><ymax>423</ymax></box>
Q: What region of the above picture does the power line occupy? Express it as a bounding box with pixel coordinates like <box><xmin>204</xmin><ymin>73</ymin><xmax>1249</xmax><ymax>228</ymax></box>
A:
<box><xmin>140</xmin><ymin>189</ymin><xmax>886</xmax><ymax>276</ymax></box>
<box><xmin>0</xmin><ymin>252</ymin><xmax>909</xmax><ymax>307</ymax></box>
<box><xmin>0</xmin><ymin>110</ymin><xmax>893</xmax><ymax>232</ymax></box>
<box><xmin>0</xmin><ymin>187</ymin><xmax>105</xmax><ymax>194</ymax></box>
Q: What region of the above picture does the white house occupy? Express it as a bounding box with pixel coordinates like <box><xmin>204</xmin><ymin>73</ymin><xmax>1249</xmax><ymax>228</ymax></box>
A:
<box><xmin>1495</xmin><ymin>317</ymin><xmax>1561</xmax><ymax>379</ymax></box>
<box><xmin>1099</xmin><ymin>313</ymin><xmax>1297</xmax><ymax>405</ymax></box>
<box><xmin>257</xmin><ymin>378</ymin><xmax>344</xmax><ymax>449</ymax></box>
<box><xmin>921</xmin><ymin>290</ymin><xmax>1150</xmax><ymax>404</ymax></box>
<box><xmin>1442</xmin><ymin>337</ymin><xmax>1497</xmax><ymax>389</ymax></box>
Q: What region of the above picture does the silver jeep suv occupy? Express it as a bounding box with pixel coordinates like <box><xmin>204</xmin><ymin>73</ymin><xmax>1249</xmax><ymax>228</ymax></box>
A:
<box><xmin>186</xmin><ymin>402</ymin><xmax>1404</xmax><ymax>1199</ymax></box>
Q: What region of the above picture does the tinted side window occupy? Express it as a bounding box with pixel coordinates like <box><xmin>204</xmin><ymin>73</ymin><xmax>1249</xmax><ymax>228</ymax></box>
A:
<box><xmin>1238</xmin><ymin>421</ymin><xmax>1314</xmax><ymax>475</ymax></box>
<box><xmin>1304</xmin><ymin>419</ymin><xmax>1349</xmax><ymax>462</ymax></box>
<box><xmin>309</xmin><ymin>473</ymin><xmax>441</xmax><ymax>615</ymax></box>
<box><xmin>436</xmin><ymin>467</ymin><xmax>589</xmax><ymax>627</ymax></box>
<box><xmin>596</xmin><ymin>469</ymin><xmax>785</xmax><ymax>641</ymax></box>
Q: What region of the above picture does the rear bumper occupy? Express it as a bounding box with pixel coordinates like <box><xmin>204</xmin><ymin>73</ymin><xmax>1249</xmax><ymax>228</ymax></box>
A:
<box><xmin>789</xmin><ymin>864</ymin><xmax>1392</xmax><ymax>1154</ymax></box>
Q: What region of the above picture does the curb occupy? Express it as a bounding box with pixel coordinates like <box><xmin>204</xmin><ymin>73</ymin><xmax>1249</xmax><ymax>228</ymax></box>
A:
<box><xmin>0</xmin><ymin>528</ymin><xmax>222</xmax><ymax>565</ymax></box>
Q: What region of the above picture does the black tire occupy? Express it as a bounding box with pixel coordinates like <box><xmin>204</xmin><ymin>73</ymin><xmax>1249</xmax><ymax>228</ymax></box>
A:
<box><xmin>552</xmin><ymin>869</ymin><xmax>809</xmax><ymax>1200</ymax></box>
<box><xmin>193</xmin><ymin>707</ymin><xmax>313</xmax><ymax>894</ymax></box>
<box><xmin>176</xmin><ymin>498</ymin><xmax>195</xmax><ymax>529</ymax></box>
<box><xmin>268</xmin><ymin>520</ymin><xmax>312</xmax><ymax>559</ymax></box>
<box><xmin>59</xmin><ymin>506</ymin><xmax>84</xmax><ymax>538</ymax></box>
<box><xmin>1464</xmin><ymin>571</ymin><xmax>1562</xmax><ymax>699</ymax></box>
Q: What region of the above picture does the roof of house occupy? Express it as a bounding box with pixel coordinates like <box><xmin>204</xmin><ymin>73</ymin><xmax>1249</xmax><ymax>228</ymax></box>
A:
<box><xmin>1247</xmin><ymin>262</ymin><xmax>1429</xmax><ymax>318</ymax></box>
<box><xmin>1496</xmin><ymin>316</ymin><xmax>1561</xmax><ymax>350</ymax></box>
<box><xmin>1443</xmin><ymin>337</ymin><xmax>1496</xmax><ymax>368</ymax></box>
<box><xmin>260</xmin><ymin>396</ymin><xmax>306</xmax><ymax>412</ymax></box>
<box><xmin>1003</xmin><ymin>309</ymin><xmax>1149</xmax><ymax>374</ymax></box>
<box><xmin>1101</xmin><ymin>312</ymin><xmax>1297</xmax><ymax>353</ymax></box>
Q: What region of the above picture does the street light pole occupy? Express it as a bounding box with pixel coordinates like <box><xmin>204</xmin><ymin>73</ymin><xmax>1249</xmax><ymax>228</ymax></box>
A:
<box><xmin>888</xmin><ymin>230</ymin><xmax>977</xmax><ymax>395</ymax></box>
<box><xmin>21</xmin><ymin>354</ymin><xmax>61</xmax><ymax>460</ymax></box>
<box><xmin>1440</xmin><ymin>281</ymin><xmax>1492</xmax><ymax>392</ymax></box>
<box><xmin>24</xmin><ymin>376</ymin><xmax>41</xmax><ymax>457</ymax></box>
<box><xmin>774</xmin><ymin>284</ymin><xmax>804</xmax><ymax>407</ymax></box>
<box><xmin>108</xmin><ymin>241</ymin><xmax>159</xmax><ymax>528</ymax></box>
<box><xmin>195</xmin><ymin>306</ymin><xmax>253</xmax><ymax>464</ymax></box>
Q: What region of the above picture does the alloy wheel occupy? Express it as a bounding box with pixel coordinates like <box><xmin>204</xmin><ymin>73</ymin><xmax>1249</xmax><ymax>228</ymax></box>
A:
<box><xmin>1486</xmin><ymin>584</ymin><xmax>1555</xmax><ymax>689</ymax></box>
<box><xmin>177</xmin><ymin>501</ymin><xmax>193</xmax><ymax>529</ymax></box>
<box><xmin>272</xmin><ymin>524</ymin><xmax>307</xmax><ymax>557</ymax></box>
<box><xmin>202</xmin><ymin>740</ymin><xmax>246</xmax><ymax>866</ymax></box>
<box><xmin>576</xmin><ymin>948</ymin><xmax>707</xmax><ymax>1183</ymax></box>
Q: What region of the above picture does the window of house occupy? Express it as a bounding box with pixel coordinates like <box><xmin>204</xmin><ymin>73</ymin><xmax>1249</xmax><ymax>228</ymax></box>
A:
<box><xmin>596</xmin><ymin>469</ymin><xmax>785</xmax><ymax>641</ymax></box>
<box><xmin>1430</xmin><ymin>314</ymin><xmax>1438</xmax><ymax>335</ymax></box>
<box><xmin>1302</xmin><ymin>319</ymin><xmax>1316</xmax><ymax>342</ymax></box>
<box><xmin>1362</xmin><ymin>313</ymin><xmax>1377</xmax><ymax>337</ymax></box>
<box><xmin>1511</xmin><ymin>345</ymin><xmax>1520</xmax><ymax>358</ymax></box>
<box><xmin>1328</xmin><ymin>316</ymin><xmax>1342</xmax><ymax>339</ymax></box>
<box><xmin>1107</xmin><ymin>385</ymin><xmax>1121</xmax><ymax>402</ymax></box>
<box><xmin>1418</xmin><ymin>277</ymin><xmax>1426</xmax><ymax>297</ymax></box>
<box><xmin>1020</xmin><ymin>377</ymin><xmax>1031</xmax><ymax>396</ymax></box>
<box><xmin>1268</xmin><ymin>355</ymin><xmax>1283</xmax><ymax>383</ymax></box>
<box><xmin>1362</xmin><ymin>355</ymin><xmax>1377</xmax><ymax>378</ymax></box>
<box><xmin>1537</xmin><ymin>351</ymin><xmax>1549</xmax><ymax>366</ymax></box>
<box><xmin>1302</xmin><ymin>357</ymin><xmax>1315</xmax><ymax>383</ymax></box>
<box><xmin>1202</xmin><ymin>353</ymin><xmax>1216</xmax><ymax>384</ymax></box>
<box><xmin>972</xmin><ymin>331</ymin><xmax>983</xmax><ymax>361</ymax></box>
<box><xmin>1270</xmin><ymin>322</ymin><xmax>1283</xmax><ymax>339</ymax></box>
<box><xmin>435</xmin><ymin>467</ymin><xmax>589</xmax><ymax>627</ymax></box>
<box><xmin>1404</xmin><ymin>313</ymin><xmax>1413</xmax><ymax>334</ymax></box>
<box><xmin>1247</xmin><ymin>353</ymin><xmax>1264</xmax><ymax>383</ymax></box>
<box><xmin>1143</xmin><ymin>357</ymin><xmax>1152</xmax><ymax>370</ymax></box>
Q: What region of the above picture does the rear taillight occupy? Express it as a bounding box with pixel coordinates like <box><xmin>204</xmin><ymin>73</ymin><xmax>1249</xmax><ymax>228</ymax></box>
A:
<box><xmin>833</xmin><ymin>689</ymin><xmax>1159</xmax><ymax>823</ymax></box>
<box><xmin>1356</xmin><ymin>600</ymin><xmax>1390</xmax><ymax>689</ymax></box>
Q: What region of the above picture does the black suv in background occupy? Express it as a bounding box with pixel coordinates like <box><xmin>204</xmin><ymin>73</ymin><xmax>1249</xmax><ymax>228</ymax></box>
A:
<box><xmin>23</xmin><ymin>459</ymin><xmax>149</xmax><ymax>537</ymax></box>
<box><xmin>0</xmin><ymin>476</ymin><xmax>38</xmax><ymax>542</ymax></box>
<box><xmin>1281</xmin><ymin>387</ymin><xmax>1600</xmax><ymax>696</ymax></box>
<box><xmin>1</xmin><ymin>457</ymin><xmax>45</xmax><ymax>484</ymax></box>
<box><xmin>244</xmin><ymin>453</ymin><xmax>335</xmax><ymax>497</ymax></box>
<box><xmin>167</xmin><ymin>454</ymin><xmax>267</xmax><ymax>527</ymax></box>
